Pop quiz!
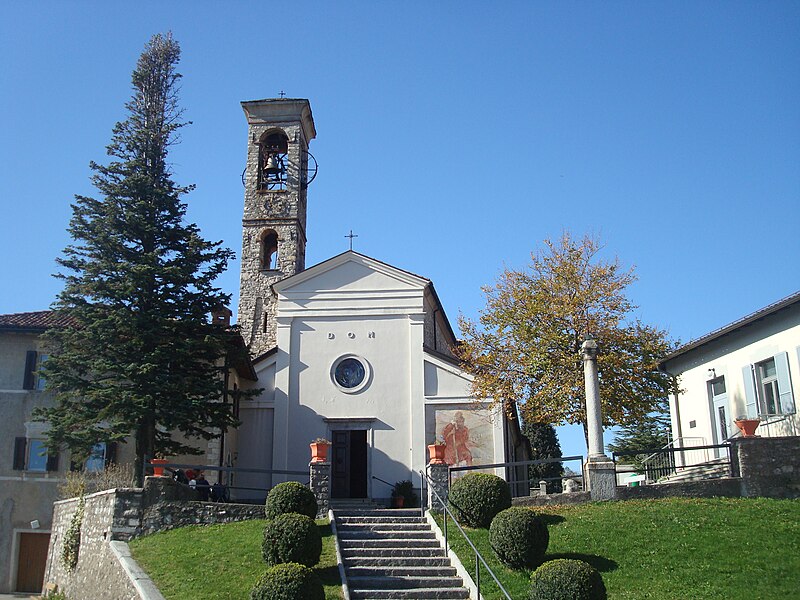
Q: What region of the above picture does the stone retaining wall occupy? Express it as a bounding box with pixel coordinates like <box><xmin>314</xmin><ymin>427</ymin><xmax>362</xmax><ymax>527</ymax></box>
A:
<box><xmin>731</xmin><ymin>435</ymin><xmax>800</xmax><ymax>499</ymax></box>
<box><xmin>43</xmin><ymin>477</ymin><xmax>265</xmax><ymax>598</ymax></box>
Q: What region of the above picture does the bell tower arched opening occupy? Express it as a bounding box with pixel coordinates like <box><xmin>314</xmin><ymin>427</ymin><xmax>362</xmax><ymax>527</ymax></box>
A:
<box><xmin>258</xmin><ymin>130</ymin><xmax>289</xmax><ymax>191</ymax></box>
<box><xmin>260</xmin><ymin>229</ymin><xmax>279</xmax><ymax>270</ymax></box>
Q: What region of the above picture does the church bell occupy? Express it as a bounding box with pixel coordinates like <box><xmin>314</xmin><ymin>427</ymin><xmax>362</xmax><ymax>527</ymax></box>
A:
<box><xmin>264</xmin><ymin>154</ymin><xmax>280</xmax><ymax>175</ymax></box>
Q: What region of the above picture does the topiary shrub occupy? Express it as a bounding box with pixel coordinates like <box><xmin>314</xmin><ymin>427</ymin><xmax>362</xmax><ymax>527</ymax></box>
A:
<box><xmin>265</xmin><ymin>481</ymin><xmax>318</xmax><ymax>520</ymax></box>
<box><xmin>448</xmin><ymin>473</ymin><xmax>512</xmax><ymax>528</ymax></box>
<box><xmin>251</xmin><ymin>562</ymin><xmax>324</xmax><ymax>600</ymax></box>
<box><xmin>529</xmin><ymin>559</ymin><xmax>607</xmax><ymax>600</ymax></box>
<box><xmin>490</xmin><ymin>507</ymin><xmax>549</xmax><ymax>568</ymax></box>
<box><xmin>262</xmin><ymin>513</ymin><xmax>322</xmax><ymax>567</ymax></box>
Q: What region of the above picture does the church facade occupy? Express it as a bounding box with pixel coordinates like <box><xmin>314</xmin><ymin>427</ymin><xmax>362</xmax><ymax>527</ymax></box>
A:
<box><xmin>230</xmin><ymin>98</ymin><xmax>525</xmax><ymax>501</ymax></box>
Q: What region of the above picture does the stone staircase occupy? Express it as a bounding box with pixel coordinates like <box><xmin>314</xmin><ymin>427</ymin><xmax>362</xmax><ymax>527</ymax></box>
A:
<box><xmin>654</xmin><ymin>457</ymin><xmax>731</xmax><ymax>484</ymax></box>
<box><xmin>333</xmin><ymin>508</ymin><xmax>469</xmax><ymax>599</ymax></box>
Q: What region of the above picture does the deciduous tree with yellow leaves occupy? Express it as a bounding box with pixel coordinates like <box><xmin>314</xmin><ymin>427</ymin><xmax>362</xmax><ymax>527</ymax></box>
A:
<box><xmin>457</xmin><ymin>232</ymin><xmax>676</xmax><ymax>451</ymax></box>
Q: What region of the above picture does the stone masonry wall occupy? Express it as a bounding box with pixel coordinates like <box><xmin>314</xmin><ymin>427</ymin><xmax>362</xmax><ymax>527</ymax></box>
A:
<box><xmin>44</xmin><ymin>490</ymin><xmax>139</xmax><ymax>600</ymax></box>
<box><xmin>731</xmin><ymin>435</ymin><xmax>800</xmax><ymax>499</ymax></box>
<box><xmin>44</xmin><ymin>477</ymin><xmax>266</xmax><ymax>598</ymax></box>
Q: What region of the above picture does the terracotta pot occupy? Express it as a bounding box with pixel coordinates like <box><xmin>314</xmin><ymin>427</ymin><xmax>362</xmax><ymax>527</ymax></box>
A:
<box><xmin>150</xmin><ymin>458</ymin><xmax>168</xmax><ymax>477</ymax></box>
<box><xmin>734</xmin><ymin>418</ymin><xmax>760</xmax><ymax>438</ymax></box>
<box><xmin>428</xmin><ymin>444</ymin><xmax>446</xmax><ymax>465</ymax></box>
<box><xmin>392</xmin><ymin>495</ymin><xmax>405</xmax><ymax>508</ymax></box>
<box><xmin>310</xmin><ymin>442</ymin><xmax>330</xmax><ymax>463</ymax></box>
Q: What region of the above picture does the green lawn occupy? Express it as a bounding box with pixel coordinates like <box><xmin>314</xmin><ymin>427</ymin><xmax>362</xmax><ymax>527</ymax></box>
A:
<box><xmin>129</xmin><ymin>519</ymin><xmax>342</xmax><ymax>600</ymax></box>
<box><xmin>438</xmin><ymin>497</ymin><xmax>800</xmax><ymax>599</ymax></box>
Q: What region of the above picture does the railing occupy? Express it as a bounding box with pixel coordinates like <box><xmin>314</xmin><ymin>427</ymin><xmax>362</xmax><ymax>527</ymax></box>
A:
<box><xmin>421</xmin><ymin>469</ymin><xmax>512</xmax><ymax>600</ymax></box>
<box><xmin>448</xmin><ymin>455</ymin><xmax>585</xmax><ymax>497</ymax></box>
<box><xmin>147</xmin><ymin>460</ymin><xmax>308</xmax><ymax>497</ymax></box>
<box><xmin>613</xmin><ymin>443</ymin><xmax>731</xmax><ymax>483</ymax></box>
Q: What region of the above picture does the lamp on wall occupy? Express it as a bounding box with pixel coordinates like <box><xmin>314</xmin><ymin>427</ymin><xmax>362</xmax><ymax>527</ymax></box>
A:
<box><xmin>707</xmin><ymin>368</ymin><xmax>716</xmax><ymax>379</ymax></box>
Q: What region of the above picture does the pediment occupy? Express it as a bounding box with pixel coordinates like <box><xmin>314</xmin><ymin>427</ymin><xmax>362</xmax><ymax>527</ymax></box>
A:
<box><xmin>275</xmin><ymin>252</ymin><xmax>428</xmax><ymax>296</ymax></box>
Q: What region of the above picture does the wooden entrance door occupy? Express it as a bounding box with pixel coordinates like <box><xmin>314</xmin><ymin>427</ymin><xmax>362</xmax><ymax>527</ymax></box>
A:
<box><xmin>16</xmin><ymin>532</ymin><xmax>50</xmax><ymax>593</ymax></box>
<box><xmin>331</xmin><ymin>430</ymin><xmax>368</xmax><ymax>499</ymax></box>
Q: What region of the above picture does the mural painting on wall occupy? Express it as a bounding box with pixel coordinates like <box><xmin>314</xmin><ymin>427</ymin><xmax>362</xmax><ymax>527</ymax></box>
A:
<box><xmin>434</xmin><ymin>409</ymin><xmax>492</xmax><ymax>469</ymax></box>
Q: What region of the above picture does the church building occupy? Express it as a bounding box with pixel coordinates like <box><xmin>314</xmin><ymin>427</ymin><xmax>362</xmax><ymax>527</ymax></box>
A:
<box><xmin>228</xmin><ymin>98</ymin><xmax>526</xmax><ymax>502</ymax></box>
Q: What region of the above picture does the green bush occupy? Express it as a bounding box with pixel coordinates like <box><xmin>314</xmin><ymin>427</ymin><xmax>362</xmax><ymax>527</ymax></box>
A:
<box><xmin>448</xmin><ymin>473</ymin><xmax>512</xmax><ymax>528</ymax></box>
<box><xmin>265</xmin><ymin>482</ymin><xmax>318</xmax><ymax>520</ymax></box>
<box><xmin>529</xmin><ymin>559</ymin><xmax>607</xmax><ymax>600</ymax></box>
<box><xmin>490</xmin><ymin>507</ymin><xmax>549</xmax><ymax>568</ymax></box>
<box><xmin>251</xmin><ymin>562</ymin><xmax>324</xmax><ymax>600</ymax></box>
<box><xmin>262</xmin><ymin>513</ymin><xmax>322</xmax><ymax>567</ymax></box>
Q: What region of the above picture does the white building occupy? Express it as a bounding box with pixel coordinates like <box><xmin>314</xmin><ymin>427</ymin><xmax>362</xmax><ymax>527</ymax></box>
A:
<box><xmin>229</xmin><ymin>98</ymin><xmax>526</xmax><ymax>502</ymax></box>
<box><xmin>659</xmin><ymin>292</ymin><xmax>800</xmax><ymax>450</ymax></box>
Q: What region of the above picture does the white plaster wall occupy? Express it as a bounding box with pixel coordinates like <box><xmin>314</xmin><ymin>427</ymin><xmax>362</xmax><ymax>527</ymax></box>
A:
<box><xmin>667</xmin><ymin>309</ymin><xmax>800</xmax><ymax>444</ymax></box>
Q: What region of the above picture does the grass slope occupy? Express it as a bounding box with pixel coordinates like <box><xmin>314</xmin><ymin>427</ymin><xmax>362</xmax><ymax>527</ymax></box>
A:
<box><xmin>129</xmin><ymin>519</ymin><xmax>341</xmax><ymax>600</ymax></box>
<box><xmin>439</xmin><ymin>497</ymin><xmax>800</xmax><ymax>599</ymax></box>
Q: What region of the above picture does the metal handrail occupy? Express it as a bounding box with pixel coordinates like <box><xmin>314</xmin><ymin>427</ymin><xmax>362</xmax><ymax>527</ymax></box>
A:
<box><xmin>420</xmin><ymin>469</ymin><xmax>512</xmax><ymax>600</ymax></box>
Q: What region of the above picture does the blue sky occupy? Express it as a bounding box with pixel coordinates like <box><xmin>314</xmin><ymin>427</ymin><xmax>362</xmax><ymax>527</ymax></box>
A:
<box><xmin>1</xmin><ymin>2</ymin><xmax>798</xmax><ymax>458</ymax></box>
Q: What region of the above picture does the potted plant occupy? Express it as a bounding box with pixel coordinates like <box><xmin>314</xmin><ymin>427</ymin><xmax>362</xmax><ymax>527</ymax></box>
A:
<box><xmin>391</xmin><ymin>480</ymin><xmax>418</xmax><ymax>509</ymax></box>
<box><xmin>310</xmin><ymin>438</ymin><xmax>331</xmax><ymax>463</ymax></box>
<box><xmin>734</xmin><ymin>416</ymin><xmax>761</xmax><ymax>438</ymax></box>
<box><xmin>428</xmin><ymin>439</ymin><xmax>447</xmax><ymax>465</ymax></box>
<box><xmin>150</xmin><ymin>457</ymin><xmax>168</xmax><ymax>477</ymax></box>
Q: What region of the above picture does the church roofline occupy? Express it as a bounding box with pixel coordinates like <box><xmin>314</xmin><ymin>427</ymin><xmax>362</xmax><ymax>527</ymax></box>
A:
<box><xmin>251</xmin><ymin>346</ymin><xmax>278</xmax><ymax>366</ymax></box>
<box><xmin>272</xmin><ymin>250</ymin><xmax>430</xmax><ymax>293</ymax></box>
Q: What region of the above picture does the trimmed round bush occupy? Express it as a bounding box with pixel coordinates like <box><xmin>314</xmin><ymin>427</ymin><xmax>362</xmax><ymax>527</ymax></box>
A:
<box><xmin>250</xmin><ymin>562</ymin><xmax>324</xmax><ymax>600</ymax></box>
<box><xmin>529</xmin><ymin>559</ymin><xmax>607</xmax><ymax>600</ymax></box>
<box><xmin>490</xmin><ymin>507</ymin><xmax>549</xmax><ymax>568</ymax></box>
<box><xmin>448</xmin><ymin>473</ymin><xmax>512</xmax><ymax>528</ymax></box>
<box><xmin>262</xmin><ymin>513</ymin><xmax>322</xmax><ymax>567</ymax></box>
<box><xmin>265</xmin><ymin>481</ymin><xmax>318</xmax><ymax>520</ymax></box>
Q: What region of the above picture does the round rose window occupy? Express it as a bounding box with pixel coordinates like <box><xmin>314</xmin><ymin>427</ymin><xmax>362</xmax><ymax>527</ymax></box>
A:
<box><xmin>331</xmin><ymin>355</ymin><xmax>370</xmax><ymax>393</ymax></box>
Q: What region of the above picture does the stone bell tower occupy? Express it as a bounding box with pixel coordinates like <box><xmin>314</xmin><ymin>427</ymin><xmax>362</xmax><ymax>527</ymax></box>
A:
<box><xmin>238</xmin><ymin>98</ymin><xmax>316</xmax><ymax>356</ymax></box>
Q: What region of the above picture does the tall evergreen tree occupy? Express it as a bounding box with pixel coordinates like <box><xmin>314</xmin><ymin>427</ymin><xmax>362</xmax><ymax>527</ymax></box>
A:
<box><xmin>522</xmin><ymin>421</ymin><xmax>563</xmax><ymax>493</ymax></box>
<box><xmin>35</xmin><ymin>33</ymin><xmax>238</xmax><ymax>484</ymax></box>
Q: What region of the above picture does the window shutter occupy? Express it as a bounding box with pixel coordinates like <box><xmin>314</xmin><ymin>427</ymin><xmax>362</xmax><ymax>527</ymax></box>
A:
<box><xmin>742</xmin><ymin>364</ymin><xmax>758</xmax><ymax>418</ymax></box>
<box><xmin>23</xmin><ymin>351</ymin><xmax>37</xmax><ymax>390</ymax></box>
<box><xmin>46</xmin><ymin>451</ymin><xmax>59</xmax><ymax>472</ymax></box>
<box><xmin>775</xmin><ymin>352</ymin><xmax>796</xmax><ymax>415</ymax></box>
<box><xmin>105</xmin><ymin>442</ymin><xmax>118</xmax><ymax>467</ymax></box>
<box><xmin>13</xmin><ymin>437</ymin><xmax>27</xmax><ymax>470</ymax></box>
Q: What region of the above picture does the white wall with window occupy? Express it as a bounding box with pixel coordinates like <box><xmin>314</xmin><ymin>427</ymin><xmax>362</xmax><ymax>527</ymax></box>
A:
<box><xmin>660</xmin><ymin>294</ymin><xmax>800</xmax><ymax>447</ymax></box>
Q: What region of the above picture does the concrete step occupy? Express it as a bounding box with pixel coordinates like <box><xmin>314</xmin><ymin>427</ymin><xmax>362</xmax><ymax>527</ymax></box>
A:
<box><xmin>347</xmin><ymin>575</ymin><xmax>464</xmax><ymax>590</ymax></box>
<box><xmin>340</xmin><ymin>547</ymin><xmax>447</xmax><ymax>558</ymax></box>
<box><xmin>339</xmin><ymin>538</ymin><xmax>441</xmax><ymax>548</ymax></box>
<box><xmin>333</xmin><ymin>509</ymin><xmax>422</xmax><ymax>518</ymax></box>
<box><xmin>337</xmin><ymin>522</ymin><xmax>432</xmax><ymax>532</ymax></box>
<box><xmin>337</xmin><ymin>516</ymin><xmax>426</xmax><ymax>524</ymax></box>
<box><xmin>338</xmin><ymin>530</ymin><xmax>438</xmax><ymax>541</ymax></box>
<box><xmin>346</xmin><ymin>566</ymin><xmax>457</xmax><ymax>578</ymax></box>
<box><xmin>349</xmin><ymin>589</ymin><xmax>470</xmax><ymax>599</ymax></box>
<box><xmin>345</xmin><ymin>556</ymin><xmax>452</xmax><ymax>567</ymax></box>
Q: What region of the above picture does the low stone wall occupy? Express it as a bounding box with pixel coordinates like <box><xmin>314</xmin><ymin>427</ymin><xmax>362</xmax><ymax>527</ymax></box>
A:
<box><xmin>616</xmin><ymin>477</ymin><xmax>742</xmax><ymax>500</ymax></box>
<box><xmin>731</xmin><ymin>435</ymin><xmax>800</xmax><ymax>499</ymax></box>
<box><xmin>44</xmin><ymin>477</ymin><xmax>265</xmax><ymax>598</ymax></box>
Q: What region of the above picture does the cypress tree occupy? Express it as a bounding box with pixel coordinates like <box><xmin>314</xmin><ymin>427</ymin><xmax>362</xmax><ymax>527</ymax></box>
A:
<box><xmin>523</xmin><ymin>421</ymin><xmax>563</xmax><ymax>493</ymax></box>
<box><xmin>35</xmin><ymin>33</ymin><xmax>238</xmax><ymax>484</ymax></box>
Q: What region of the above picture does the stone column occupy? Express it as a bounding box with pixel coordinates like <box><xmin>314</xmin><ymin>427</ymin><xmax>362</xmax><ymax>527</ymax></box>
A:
<box><xmin>309</xmin><ymin>461</ymin><xmax>331</xmax><ymax>518</ymax></box>
<box><xmin>581</xmin><ymin>337</ymin><xmax>617</xmax><ymax>501</ymax></box>
<box><xmin>427</xmin><ymin>462</ymin><xmax>449</xmax><ymax>512</ymax></box>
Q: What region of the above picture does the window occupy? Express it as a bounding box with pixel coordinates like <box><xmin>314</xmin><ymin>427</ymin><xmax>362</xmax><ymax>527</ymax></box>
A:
<box><xmin>742</xmin><ymin>352</ymin><xmax>796</xmax><ymax>418</ymax></box>
<box><xmin>85</xmin><ymin>443</ymin><xmax>107</xmax><ymax>472</ymax></box>
<box><xmin>756</xmin><ymin>358</ymin><xmax>780</xmax><ymax>415</ymax></box>
<box><xmin>13</xmin><ymin>438</ymin><xmax>58</xmax><ymax>472</ymax></box>
<box><xmin>35</xmin><ymin>354</ymin><xmax>48</xmax><ymax>390</ymax></box>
